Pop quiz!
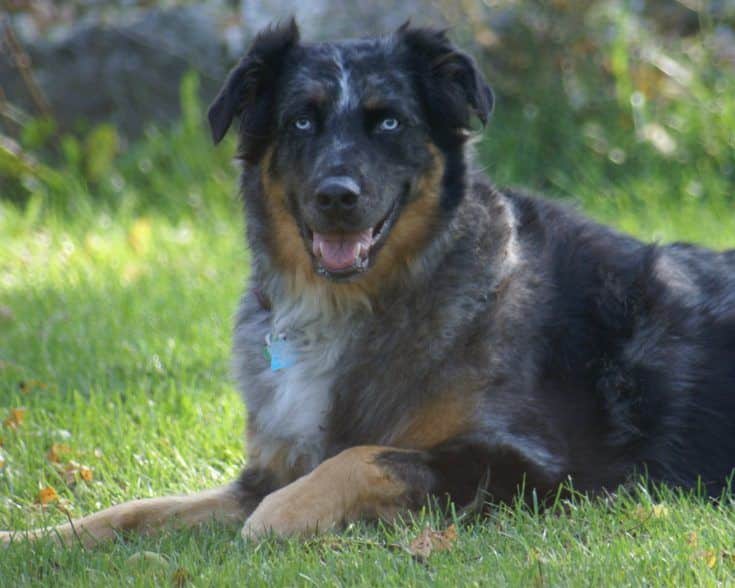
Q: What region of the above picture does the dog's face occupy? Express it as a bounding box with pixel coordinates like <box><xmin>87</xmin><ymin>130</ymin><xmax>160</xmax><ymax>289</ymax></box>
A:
<box><xmin>209</xmin><ymin>21</ymin><xmax>493</xmax><ymax>283</ymax></box>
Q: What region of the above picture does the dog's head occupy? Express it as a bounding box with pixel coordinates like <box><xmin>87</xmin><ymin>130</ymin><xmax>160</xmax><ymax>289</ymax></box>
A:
<box><xmin>209</xmin><ymin>20</ymin><xmax>492</xmax><ymax>285</ymax></box>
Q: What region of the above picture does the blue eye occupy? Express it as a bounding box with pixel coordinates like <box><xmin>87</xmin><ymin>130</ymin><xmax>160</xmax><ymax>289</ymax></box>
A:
<box><xmin>294</xmin><ymin>117</ymin><xmax>313</xmax><ymax>131</ymax></box>
<box><xmin>378</xmin><ymin>117</ymin><xmax>400</xmax><ymax>132</ymax></box>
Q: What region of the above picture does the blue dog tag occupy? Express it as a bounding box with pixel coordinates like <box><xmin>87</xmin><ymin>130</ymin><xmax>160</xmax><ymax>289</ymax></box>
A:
<box><xmin>266</xmin><ymin>337</ymin><xmax>298</xmax><ymax>372</ymax></box>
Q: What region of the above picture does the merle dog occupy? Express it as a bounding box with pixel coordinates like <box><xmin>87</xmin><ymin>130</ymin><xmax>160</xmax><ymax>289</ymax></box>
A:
<box><xmin>3</xmin><ymin>20</ymin><xmax>735</xmax><ymax>547</ymax></box>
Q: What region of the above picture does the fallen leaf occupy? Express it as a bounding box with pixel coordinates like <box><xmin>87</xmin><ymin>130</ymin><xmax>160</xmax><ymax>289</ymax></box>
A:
<box><xmin>407</xmin><ymin>524</ymin><xmax>458</xmax><ymax>560</ymax></box>
<box><xmin>18</xmin><ymin>380</ymin><xmax>49</xmax><ymax>394</ymax></box>
<box><xmin>0</xmin><ymin>454</ymin><xmax>5</xmax><ymax>469</ymax></box>
<box><xmin>700</xmin><ymin>550</ymin><xmax>718</xmax><ymax>569</ymax></box>
<box><xmin>36</xmin><ymin>486</ymin><xmax>59</xmax><ymax>505</ymax></box>
<box><xmin>694</xmin><ymin>550</ymin><xmax>735</xmax><ymax>567</ymax></box>
<box><xmin>54</xmin><ymin>460</ymin><xmax>94</xmax><ymax>485</ymax></box>
<box><xmin>687</xmin><ymin>531</ymin><xmax>699</xmax><ymax>547</ymax></box>
<box><xmin>62</xmin><ymin>461</ymin><xmax>79</xmax><ymax>485</ymax></box>
<box><xmin>47</xmin><ymin>443</ymin><xmax>72</xmax><ymax>463</ymax></box>
<box><xmin>3</xmin><ymin>408</ymin><xmax>26</xmax><ymax>429</ymax></box>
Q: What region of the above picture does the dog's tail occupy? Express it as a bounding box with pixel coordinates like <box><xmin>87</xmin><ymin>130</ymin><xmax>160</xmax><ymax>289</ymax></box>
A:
<box><xmin>0</xmin><ymin>484</ymin><xmax>246</xmax><ymax>548</ymax></box>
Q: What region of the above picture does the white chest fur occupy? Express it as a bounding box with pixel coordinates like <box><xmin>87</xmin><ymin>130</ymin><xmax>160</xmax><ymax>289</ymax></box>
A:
<box><xmin>250</xmin><ymin>293</ymin><xmax>355</xmax><ymax>471</ymax></box>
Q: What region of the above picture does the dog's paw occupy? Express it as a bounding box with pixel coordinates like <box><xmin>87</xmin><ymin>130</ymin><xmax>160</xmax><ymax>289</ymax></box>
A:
<box><xmin>241</xmin><ymin>481</ymin><xmax>340</xmax><ymax>541</ymax></box>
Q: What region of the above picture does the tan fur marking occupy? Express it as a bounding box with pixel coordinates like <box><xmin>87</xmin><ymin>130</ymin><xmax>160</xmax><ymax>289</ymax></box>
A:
<box><xmin>1</xmin><ymin>485</ymin><xmax>244</xmax><ymax>548</ymax></box>
<box><xmin>351</xmin><ymin>142</ymin><xmax>445</xmax><ymax>299</ymax></box>
<box><xmin>259</xmin><ymin>143</ymin><xmax>445</xmax><ymax>305</ymax></box>
<box><xmin>260</xmin><ymin>147</ymin><xmax>318</xmax><ymax>289</ymax></box>
<box><xmin>392</xmin><ymin>394</ymin><xmax>475</xmax><ymax>450</ymax></box>
<box><xmin>362</xmin><ymin>95</ymin><xmax>389</xmax><ymax>110</ymax></box>
<box><xmin>302</xmin><ymin>81</ymin><xmax>328</xmax><ymax>104</ymax></box>
<box><xmin>241</xmin><ymin>446</ymin><xmax>411</xmax><ymax>538</ymax></box>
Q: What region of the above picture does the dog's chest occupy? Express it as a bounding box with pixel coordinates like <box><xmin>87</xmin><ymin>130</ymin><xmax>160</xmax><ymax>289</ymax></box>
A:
<box><xmin>251</xmin><ymin>308</ymin><xmax>354</xmax><ymax>469</ymax></box>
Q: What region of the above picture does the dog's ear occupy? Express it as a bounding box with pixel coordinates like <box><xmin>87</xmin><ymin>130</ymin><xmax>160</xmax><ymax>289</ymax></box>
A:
<box><xmin>208</xmin><ymin>19</ymin><xmax>300</xmax><ymax>153</ymax></box>
<box><xmin>396</xmin><ymin>24</ymin><xmax>493</xmax><ymax>133</ymax></box>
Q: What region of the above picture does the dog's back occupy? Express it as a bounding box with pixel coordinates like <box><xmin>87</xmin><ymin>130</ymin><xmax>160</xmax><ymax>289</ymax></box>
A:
<box><xmin>501</xmin><ymin>190</ymin><xmax>735</xmax><ymax>495</ymax></box>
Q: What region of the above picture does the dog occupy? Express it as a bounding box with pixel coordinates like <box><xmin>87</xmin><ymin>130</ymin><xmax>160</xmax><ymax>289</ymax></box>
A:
<box><xmin>3</xmin><ymin>19</ymin><xmax>735</xmax><ymax>548</ymax></box>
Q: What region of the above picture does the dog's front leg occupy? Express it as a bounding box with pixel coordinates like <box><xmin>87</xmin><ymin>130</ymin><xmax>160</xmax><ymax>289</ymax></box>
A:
<box><xmin>1</xmin><ymin>468</ymin><xmax>273</xmax><ymax>548</ymax></box>
<box><xmin>241</xmin><ymin>446</ymin><xmax>437</xmax><ymax>539</ymax></box>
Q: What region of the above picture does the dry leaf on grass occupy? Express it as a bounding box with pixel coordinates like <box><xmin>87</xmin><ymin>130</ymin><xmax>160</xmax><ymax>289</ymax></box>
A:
<box><xmin>36</xmin><ymin>485</ymin><xmax>59</xmax><ymax>505</ymax></box>
<box><xmin>3</xmin><ymin>408</ymin><xmax>26</xmax><ymax>429</ymax></box>
<box><xmin>694</xmin><ymin>549</ymin><xmax>735</xmax><ymax>569</ymax></box>
<box><xmin>699</xmin><ymin>550</ymin><xmax>718</xmax><ymax>569</ymax></box>
<box><xmin>47</xmin><ymin>443</ymin><xmax>72</xmax><ymax>463</ymax></box>
<box><xmin>54</xmin><ymin>460</ymin><xmax>94</xmax><ymax>485</ymax></box>
<box><xmin>0</xmin><ymin>453</ymin><xmax>5</xmax><ymax>469</ymax></box>
<box><xmin>18</xmin><ymin>380</ymin><xmax>50</xmax><ymax>394</ymax></box>
<box><xmin>407</xmin><ymin>524</ymin><xmax>458</xmax><ymax>560</ymax></box>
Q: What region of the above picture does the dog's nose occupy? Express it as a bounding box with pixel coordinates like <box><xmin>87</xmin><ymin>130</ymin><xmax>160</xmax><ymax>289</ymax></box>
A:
<box><xmin>315</xmin><ymin>177</ymin><xmax>360</xmax><ymax>213</ymax></box>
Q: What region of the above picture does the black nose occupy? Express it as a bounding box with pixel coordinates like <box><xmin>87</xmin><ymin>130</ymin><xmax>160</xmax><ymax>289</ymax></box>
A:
<box><xmin>315</xmin><ymin>177</ymin><xmax>360</xmax><ymax>213</ymax></box>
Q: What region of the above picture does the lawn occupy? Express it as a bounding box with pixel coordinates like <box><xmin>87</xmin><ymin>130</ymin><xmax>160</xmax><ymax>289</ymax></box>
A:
<box><xmin>2</xmin><ymin>51</ymin><xmax>735</xmax><ymax>586</ymax></box>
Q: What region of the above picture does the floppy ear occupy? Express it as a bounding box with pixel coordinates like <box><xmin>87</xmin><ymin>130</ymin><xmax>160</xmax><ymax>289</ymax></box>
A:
<box><xmin>207</xmin><ymin>19</ymin><xmax>300</xmax><ymax>156</ymax></box>
<box><xmin>396</xmin><ymin>24</ymin><xmax>493</xmax><ymax>133</ymax></box>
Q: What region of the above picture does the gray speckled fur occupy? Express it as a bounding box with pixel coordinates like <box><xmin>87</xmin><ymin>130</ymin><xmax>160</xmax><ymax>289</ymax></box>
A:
<box><xmin>212</xmin><ymin>22</ymin><xmax>735</xmax><ymax>505</ymax></box>
<box><xmin>233</xmin><ymin>174</ymin><xmax>538</xmax><ymax>473</ymax></box>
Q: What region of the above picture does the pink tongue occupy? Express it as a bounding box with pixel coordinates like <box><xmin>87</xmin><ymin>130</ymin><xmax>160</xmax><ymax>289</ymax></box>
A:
<box><xmin>312</xmin><ymin>229</ymin><xmax>373</xmax><ymax>271</ymax></box>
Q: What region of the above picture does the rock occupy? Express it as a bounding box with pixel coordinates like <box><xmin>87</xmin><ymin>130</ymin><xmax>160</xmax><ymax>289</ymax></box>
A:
<box><xmin>0</xmin><ymin>1</ymin><xmax>452</xmax><ymax>140</ymax></box>
<box><xmin>1</xmin><ymin>5</ymin><xmax>227</xmax><ymax>138</ymax></box>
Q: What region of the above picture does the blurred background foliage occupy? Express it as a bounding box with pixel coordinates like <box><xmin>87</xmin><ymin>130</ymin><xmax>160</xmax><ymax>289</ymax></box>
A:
<box><xmin>1</xmin><ymin>0</ymin><xmax>734</xmax><ymax>236</ymax></box>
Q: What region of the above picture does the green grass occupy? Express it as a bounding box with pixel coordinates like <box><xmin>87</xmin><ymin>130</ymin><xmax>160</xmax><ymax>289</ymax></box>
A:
<box><xmin>2</xmin><ymin>20</ymin><xmax>735</xmax><ymax>584</ymax></box>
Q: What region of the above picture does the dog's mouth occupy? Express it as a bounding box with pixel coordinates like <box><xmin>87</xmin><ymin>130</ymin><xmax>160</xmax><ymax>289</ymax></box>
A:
<box><xmin>306</xmin><ymin>196</ymin><xmax>401</xmax><ymax>281</ymax></box>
